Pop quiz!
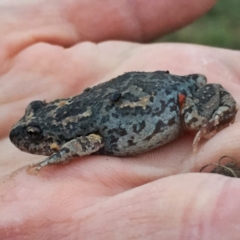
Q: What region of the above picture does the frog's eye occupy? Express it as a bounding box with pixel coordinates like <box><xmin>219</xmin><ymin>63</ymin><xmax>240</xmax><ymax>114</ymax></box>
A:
<box><xmin>26</xmin><ymin>126</ymin><xmax>42</xmax><ymax>140</ymax></box>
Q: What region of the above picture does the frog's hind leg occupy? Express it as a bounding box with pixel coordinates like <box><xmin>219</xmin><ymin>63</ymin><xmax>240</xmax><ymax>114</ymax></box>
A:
<box><xmin>181</xmin><ymin>84</ymin><xmax>238</xmax><ymax>152</ymax></box>
<box><xmin>193</xmin><ymin>110</ymin><xmax>238</xmax><ymax>152</ymax></box>
<box><xmin>193</xmin><ymin>85</ymin><xmax>238</xmax><ymax>151</ymax></box>
<box><xmin>28</xmin><ymin>134</ymin><xmax>104</xmax><ymax>174</ymax></box>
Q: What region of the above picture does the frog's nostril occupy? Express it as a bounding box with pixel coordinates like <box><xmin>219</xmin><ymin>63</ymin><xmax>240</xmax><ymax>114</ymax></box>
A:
<box><xmin>9</xmin><ymin>127</ymin><xmax>18</xmax><ymax>142</ymax></box>
<box><xmin>9</xmin><ymin>127</ymin><xmax>21</xmax><ymax>144</ymax></box>
<box><xmin>9</xmin><ymin>129</ymin><xmax>15</xmax><ymax>143</ymax></box>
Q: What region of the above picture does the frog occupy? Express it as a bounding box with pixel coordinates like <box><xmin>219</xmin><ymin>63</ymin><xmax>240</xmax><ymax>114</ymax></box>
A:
<box><xmin>9</xmin><ymin>71</ymin><xmax>238</xmax><ymax>173</ymax></box>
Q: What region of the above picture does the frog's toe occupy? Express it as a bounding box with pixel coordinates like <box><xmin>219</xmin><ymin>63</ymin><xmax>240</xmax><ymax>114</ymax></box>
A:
<box><xmin>193</xmin><ymin>127</ymin><xmax>206</xmax><ymax>153</ymax></box>
<box><xmin>27</xmin><ymin>161</ymin><xmax>44</xmax><ymax>175</ymax></box>
<box><xmin>192</xmin><ymin>115</ymin><xmax>235</xmax><ymax>152</ymax></box>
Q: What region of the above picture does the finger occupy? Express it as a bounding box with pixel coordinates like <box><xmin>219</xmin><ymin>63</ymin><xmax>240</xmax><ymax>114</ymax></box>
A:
<box><xmin>85</xmin><ymin>173</ymin><xmax>240</xmax><ymax>239</ymax></box>
<box><xmin>1</xmin><ymin>173</ymin><xmax>239</xmax><ymax>239</ymax></box>
<box><xmin>0</xmin><ymin>0</ymin><xmax>216</xmax><ymax>48</ymax></box>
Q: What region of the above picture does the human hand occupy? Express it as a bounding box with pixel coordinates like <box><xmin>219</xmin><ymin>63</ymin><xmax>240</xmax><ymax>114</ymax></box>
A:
<box><xmin>1</xmin><ymin>0</ymin><xmax>240</xmax><ymax>239</ymax></box>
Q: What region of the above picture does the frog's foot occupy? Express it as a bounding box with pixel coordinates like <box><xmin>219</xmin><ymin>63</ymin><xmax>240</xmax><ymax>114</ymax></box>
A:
<box><xmin>27</xmin><ymin>134</ymin><xmax>104</xmax><ymax>174</ymax></box>
<box><xmin>193</xmin><ymin>112</ymin><xmax>237</xmax><ymax>153</ymax></box>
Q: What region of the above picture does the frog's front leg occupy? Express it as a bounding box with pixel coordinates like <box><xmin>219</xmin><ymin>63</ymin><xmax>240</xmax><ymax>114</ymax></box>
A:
<box><xmin>181</xmin><ymin>84</ymin><xmax>238</xmax><ymax>152</ymax></box>
<box><xmin>28</xmin><ymin>134</ymin><xmax>104</xmax><ymax>174</ymax></box>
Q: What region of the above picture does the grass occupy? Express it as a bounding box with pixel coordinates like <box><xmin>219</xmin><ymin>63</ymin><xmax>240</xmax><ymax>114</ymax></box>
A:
<box><xmin>158</xmin><ymin>0</ymin><xmax>240</xmax><ymax>50</ymax></box>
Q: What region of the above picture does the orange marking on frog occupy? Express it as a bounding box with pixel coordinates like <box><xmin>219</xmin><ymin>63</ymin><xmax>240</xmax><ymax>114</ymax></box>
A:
<box><xmin>50</xmin><ymin>143</ymin><xmax>60</xmax><ymax>151</ymax></box>
<box><xmin>178</xmin><ymin>93</ymin><xmax>186</xmax><ymax>111</ymax></box>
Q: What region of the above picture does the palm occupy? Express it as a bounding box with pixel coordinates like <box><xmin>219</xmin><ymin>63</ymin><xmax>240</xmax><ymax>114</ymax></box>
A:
<box><xmin>1</xmin><ymin>0</ymin><xmax>240</xmax><ymax>239</ymax></box>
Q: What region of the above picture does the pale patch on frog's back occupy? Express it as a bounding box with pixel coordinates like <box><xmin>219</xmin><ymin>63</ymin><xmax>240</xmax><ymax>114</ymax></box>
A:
<box><xmin>61</xmin><ymin>107</ymin><xmax>93</xmax><ymax>127</ymax></box>
<box><xmin>119</xmin><ymin>95</ymin><xmax>151</xmax><ymax>110</ymax></box>
<box><xmin>43</xmin><ymin>107</ymin><xmax>93</xmax><ymax>131</ymax></box>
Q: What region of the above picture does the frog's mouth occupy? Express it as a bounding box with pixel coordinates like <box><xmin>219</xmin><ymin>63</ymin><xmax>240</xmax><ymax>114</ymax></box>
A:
<box><xmin>19</xmin><ymin>142</ymin><xmax>56</xmax><ymax>156</ymax></box>
<box><xmin>10</xmin><ymin>138</ymin><xmax>57</xmax><ymax>156</ymax></box>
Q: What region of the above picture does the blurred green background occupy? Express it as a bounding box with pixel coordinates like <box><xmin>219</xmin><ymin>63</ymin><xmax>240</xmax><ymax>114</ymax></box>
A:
<box><xmin>159</xmin><ymin>0</ymin><xmax>240</xmax><ymax>50</ymax></box>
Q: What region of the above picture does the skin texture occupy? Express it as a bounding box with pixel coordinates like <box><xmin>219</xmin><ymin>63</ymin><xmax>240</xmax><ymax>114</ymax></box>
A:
<box><xmin>1</xmin><ymin>0</ymin><xmax>240</xmax><ymax>239</ymax></box>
